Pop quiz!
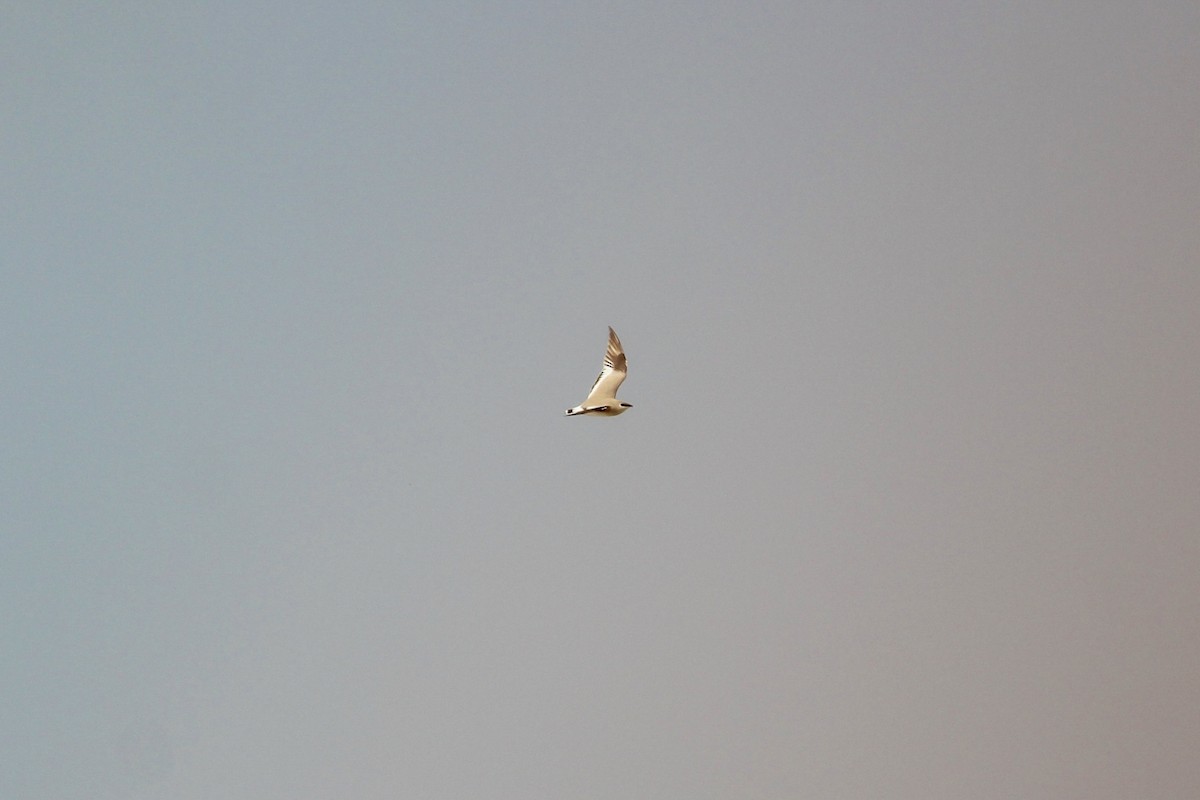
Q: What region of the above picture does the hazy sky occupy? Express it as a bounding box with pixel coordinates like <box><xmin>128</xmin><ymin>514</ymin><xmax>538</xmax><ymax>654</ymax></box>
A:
<box><xmin>4</xmin><ymin>3</ymin><xmax>1199</xmax><ymax>798</ymax></box>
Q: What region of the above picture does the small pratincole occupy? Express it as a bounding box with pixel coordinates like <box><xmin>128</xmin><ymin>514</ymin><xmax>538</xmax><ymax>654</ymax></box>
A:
<box><xmin>565</xmin><ymin>327</ymin><xmax>632</xmax><ymax>417</ymax></box>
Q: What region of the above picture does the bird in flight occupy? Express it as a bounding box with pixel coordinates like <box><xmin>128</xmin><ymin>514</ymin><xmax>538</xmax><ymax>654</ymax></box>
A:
<box><xmin>565</xmin><ymin>327</ymin><xmax>632</xmax><ymax>417</ymax></box>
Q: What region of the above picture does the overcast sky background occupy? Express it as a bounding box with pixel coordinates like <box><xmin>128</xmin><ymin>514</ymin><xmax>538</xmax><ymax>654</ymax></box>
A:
<box><xmin>4</xmin><ymin>3</ymin><xmax>1199</xmax><ymax>798</ymax></box>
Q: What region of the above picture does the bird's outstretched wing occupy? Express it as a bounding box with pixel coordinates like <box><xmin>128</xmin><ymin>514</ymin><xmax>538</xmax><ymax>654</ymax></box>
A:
<box><xmin>584</xmin><ymin>327</ymin><xmax>627</xmax><ymax>403</ymax></box>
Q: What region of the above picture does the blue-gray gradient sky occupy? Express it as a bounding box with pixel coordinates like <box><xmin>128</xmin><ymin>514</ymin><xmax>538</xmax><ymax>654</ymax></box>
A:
<box><xmin>4</xmin><ymin>4</ymin><xmax>1199</xmax><ymax>798</ymax></box>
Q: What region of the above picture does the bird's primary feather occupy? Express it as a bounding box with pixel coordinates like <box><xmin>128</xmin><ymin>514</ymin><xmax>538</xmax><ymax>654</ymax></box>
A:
<box><xmin>584</xmin><ymin>327</ymin><xmax>627</xmax><ymax>404</ymax></box>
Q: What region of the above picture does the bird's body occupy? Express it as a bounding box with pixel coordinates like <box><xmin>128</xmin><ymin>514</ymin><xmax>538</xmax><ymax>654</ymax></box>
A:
<box><xmin>565</xmin><ymin>327</ymin><xmax>632</xmax><ymax>417</ymax></box>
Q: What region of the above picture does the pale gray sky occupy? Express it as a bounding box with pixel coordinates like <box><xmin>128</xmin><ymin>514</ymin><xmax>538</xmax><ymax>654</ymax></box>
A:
<box><xmin>4</xmin><ymin>3</ymin><xmax>1199</xmax><ymax>798</ymax></box>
